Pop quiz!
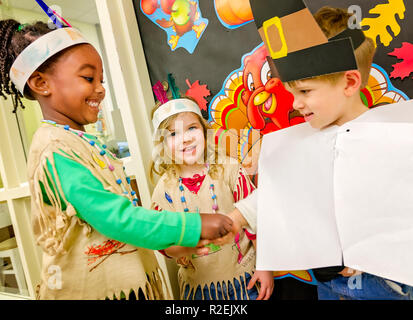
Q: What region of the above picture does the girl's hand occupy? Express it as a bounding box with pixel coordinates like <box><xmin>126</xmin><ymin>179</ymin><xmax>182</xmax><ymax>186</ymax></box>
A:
<box><xmin>247</xmin><ymin>270</ymin><xmax>274</xmax><ymax>300</ymax></box>
<box><xmin>193</xmin><ymin>239</ymin><xmax>211</xmax><ymax>256</ymax></box>
<box><xmin>164</xmin><ymin>242</ymin><xmax>210</xmax><ymax>259</ymax></box>
<box><xmin>200</xmin><ymin>213</ymin><xmax>234</xmax><ymax>240</ymax></box>
<box><xmin>209</xmin><ymin>231</ymin><xmax>236</xmax><ymax>246</ymax></box>
<box><xmin>208</xmin><ymin>209</ymin><xmax>246</xmax><ymax>246</ymax></box>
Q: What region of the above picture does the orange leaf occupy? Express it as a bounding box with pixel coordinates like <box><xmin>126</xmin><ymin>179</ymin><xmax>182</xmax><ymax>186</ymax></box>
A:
<box><xmin>185</xmin><ymin>79</ymin><xmax>211</xmax><ymax>111</ymax></box>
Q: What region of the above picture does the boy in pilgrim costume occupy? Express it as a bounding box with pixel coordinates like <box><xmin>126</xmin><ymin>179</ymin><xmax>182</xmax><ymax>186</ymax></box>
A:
<box><xmin>230</xmin><ymin>1</ymin><xmax>413</xmax><ymax>300</ymax></box>
<box><xmin>0</xmin><ymin>19</ymin><xmax>234</xmax><ymax>300</ymax></box>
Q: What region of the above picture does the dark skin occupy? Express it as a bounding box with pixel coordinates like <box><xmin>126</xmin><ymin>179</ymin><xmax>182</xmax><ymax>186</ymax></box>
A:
<box><xmin>26</xmin><ymin>43</ymin><xmax>234</xmax><ymax>242</ymax></box>
<box><xmin>27</xmin><ymin>44</ymin><xmax>105</xmax><ymax>131</ymax></box>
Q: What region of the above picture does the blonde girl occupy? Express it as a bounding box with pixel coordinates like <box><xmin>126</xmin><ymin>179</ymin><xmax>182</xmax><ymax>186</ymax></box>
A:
<box><xmin>150</xmin><ymin>98</ymin><xmax>274</xmax><ymax>300</ymax></box>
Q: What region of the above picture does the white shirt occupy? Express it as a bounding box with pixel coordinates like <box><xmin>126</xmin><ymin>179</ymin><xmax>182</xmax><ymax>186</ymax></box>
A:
<box><xmin>237</xmin><ymin>100</ymin><xmax>413</xmax><ymax>286</ymax></box>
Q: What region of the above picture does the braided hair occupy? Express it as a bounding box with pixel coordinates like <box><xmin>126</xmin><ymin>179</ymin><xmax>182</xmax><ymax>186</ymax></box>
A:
<box><xmin>0</xmin><ymin>20</ymin><xmax>59</xmax><ymax>112</ymax></box>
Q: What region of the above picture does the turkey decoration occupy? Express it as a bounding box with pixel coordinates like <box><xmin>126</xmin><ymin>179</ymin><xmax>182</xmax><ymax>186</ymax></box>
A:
<box><xmin>140</xmin><ymin>0</ymin><xmax>208</xmax><ymax>53</ymax></box>
<box><xmin>209</xmin><ymin>44</ymin><xmax>304</xmax><ymax>175</ymax></box>
<box><xmin>361</xmin><ymin>63</ymin><xmax>409</xmax><ymax>108</ymax></box>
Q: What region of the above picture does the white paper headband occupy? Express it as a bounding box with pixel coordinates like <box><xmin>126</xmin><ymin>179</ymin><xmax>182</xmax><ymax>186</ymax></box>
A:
<box><xmin>10</xmin><ymin>27</ymin><xmax>90</xmax><ymax>98</ymax></box>
<box><xmin>152</xmin><ymin>99</ymin><xmax>202</xmax><ymax>132</ymax></box>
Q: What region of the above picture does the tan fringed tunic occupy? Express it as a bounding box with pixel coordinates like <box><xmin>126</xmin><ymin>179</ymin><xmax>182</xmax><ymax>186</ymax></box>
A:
<box><xmin>28</xmin><ymin>123</ymin><xmax>202</xmax><ymax>299</ymax></box>
<box><xmin>151</xmin><ymin>162</ymin><xmax>257</xmax><ymax>300</ymax></box>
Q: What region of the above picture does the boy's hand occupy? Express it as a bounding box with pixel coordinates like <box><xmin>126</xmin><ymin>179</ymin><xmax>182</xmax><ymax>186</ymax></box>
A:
<box><xmin>199</xmin><ymin>213</ymin><xmax>233</xmax><ymax>240</ymax></box>
<box><xmin>226</xmin><ymin>209</ymin><xmax>245</xmax><ymax>234</ymax></box>
<box><xmin>339</xmin><ymin>267</ymin><xmax>363</xmax><ymax>277</ymax></box>
<box><xmin>209</xmin><ymin>209</ymin><xmax>246</xmax><ymax>246</ymax></box>
<box><xmin>247</xmin><ymin>270</ymin><xmax>274</xmax><ymax>300</ymax></box>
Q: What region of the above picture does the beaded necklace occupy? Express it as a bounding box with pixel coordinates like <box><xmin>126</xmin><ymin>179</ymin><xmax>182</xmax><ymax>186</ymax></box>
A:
<box><xmin>178</xmin><ymin>164</ymin><xmax>218</xmax><ymax>213</ymax></box>
<box><xmin>177</xmin><ymin>165</ymin><xmax>243</xmax><ymax>263</ymax></box>
<box><xmin>178</xmin><ymin>165</ymin><xmax>222</xmax><ymax>257</ymax></box>
<box><xmin>41</xmin><ymin>120</ymin><xmax>139</xmax><ymax>206</ymax></box>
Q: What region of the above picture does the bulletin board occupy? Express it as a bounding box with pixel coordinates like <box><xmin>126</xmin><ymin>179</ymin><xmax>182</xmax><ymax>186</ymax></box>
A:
<box><xmin>133</xmin><ymin>0</ymin><xmax>412</xmax><ymax>171</ymax></box>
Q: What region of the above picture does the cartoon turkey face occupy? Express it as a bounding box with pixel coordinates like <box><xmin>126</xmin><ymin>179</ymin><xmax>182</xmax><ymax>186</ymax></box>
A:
<box><xmin>240</xmin><ymin>45</ymin><xmax>299</xmax><ymax>133</ymax></box>
<box><xmin>241</xmin><ymin>46</ymin><xmax>279</xmax><ymax>116</ymax></box>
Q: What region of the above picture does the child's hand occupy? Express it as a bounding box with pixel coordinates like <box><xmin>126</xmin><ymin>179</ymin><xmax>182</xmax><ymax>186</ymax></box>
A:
<box><xmin>208</xmin><ymin>209</ymin><xmax>246</xmax><ymax>246</ymax></box>
<box><xmin>226</xmin><ymin>209</ymin><xmax>245</xmax><ymax>235</ymax></box>
<box><xmin>199</xmin><ymin>213</ymin><xmax>233</xmax><ymax>240</ymax></box>
<box><xmin>209</xmin><ymin>233</ymin><xmax>235</xmax><ymax>246</ymax></box>
<box><xmin>247</xmin><ymin>270</ymin><xmax>274</xmax><ymax>300</ymax></box>
<box><xmin>165</xmin><ymin>241</ymin><xmax>210</xmax><ymax>259</ymax></box>
<box><xmin>339</xmin><ymin>267</ymin><xmax>363</xmax><ymax>277</ymax></box>
<box><xmin>193</xmin><ymin>239</ymin><xmax>211</xmax><ymax>256</ymax></box>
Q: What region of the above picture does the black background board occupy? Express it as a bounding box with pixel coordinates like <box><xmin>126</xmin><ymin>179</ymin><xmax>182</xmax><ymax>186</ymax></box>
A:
<box><xmin>133</xmin><ymin>0</ymin><xmax>413</xmax><ymax>115</ymax></box>
<box><xmin>133</xmin><ymin>0</ymin><xmax>262</xmax><ymax>116</ymax></box>
<box><xmin>308</xmin><ymin>0</ymin><xmax>412</xmax><ymax>99</ymax></box>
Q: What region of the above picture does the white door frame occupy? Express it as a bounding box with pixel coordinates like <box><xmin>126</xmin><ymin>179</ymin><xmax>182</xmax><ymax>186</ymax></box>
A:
<box><xmin>95</xmin><ymin>0</ymin><xmax>177</xmax><ymax>298</ymax></box>
<box><xmin>0</xmin><ymin>99</ymin><xmax>42</xmax><ymax>300</ymax></box>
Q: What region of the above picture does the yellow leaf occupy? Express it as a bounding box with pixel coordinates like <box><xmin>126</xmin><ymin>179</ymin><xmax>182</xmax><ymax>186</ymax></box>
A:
<box><xmin>361</xmin><ymin>0</ymin><xmax>405</xmax><ymax>47</ymax></box>
<box><xmin>92</xmin><ymin>152</ymin><xmax>106</xmax><ymax>169</ymax></box>
<box><xmin>273</xmin><ymin>270</ymin><xmax>313</xmax><ymax>282</ymax></box>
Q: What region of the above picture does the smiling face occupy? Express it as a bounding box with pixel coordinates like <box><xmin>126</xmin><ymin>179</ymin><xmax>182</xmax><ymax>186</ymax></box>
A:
<box><xmin>40</xmin><ymin>44</ymin><xmax>106</xmax><ymax>130</ymax></box>
<box><xmin>164</xmin><ymin>112</ymin><xmax>205</xmax><ymax>166</ymax></box>
<box><xmin>286</xmin><ymin>77</ymin><xmax>349</xmax><ymax>129</ymax></box>
<box><xmin>241</xmin><ymin>46</ymin><xmax>279</xmax><ymax>115</ymax></box>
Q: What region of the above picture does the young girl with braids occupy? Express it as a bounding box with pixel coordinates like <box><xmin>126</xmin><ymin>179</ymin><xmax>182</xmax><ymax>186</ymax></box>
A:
<box><xmin>150</xmin><ymin>98</ymin><xmax>274</xmax><ymax>300</ymax></box>
<box><xmin>0</xmin><ymin>19</ymin><xmax>234</xmax><ymax>300</ymax></box>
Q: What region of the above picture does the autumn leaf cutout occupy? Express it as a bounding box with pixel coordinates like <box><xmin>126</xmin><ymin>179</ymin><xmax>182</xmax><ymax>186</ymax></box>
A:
<box><xmin>389</xmin><ymin>42</ymin><xmax>413</xmax><ymax>80</ymax></box>
<box><xmin>185</xmin><ymin>79</ymin><xmax>211</xmax><ymax>111</ymax></box>
<box><xmin>84</xmin><ymin>240</ymin><xmax>137</xmax><ymax>272</ymax></box>
<box><xmin>361</xmin><ymin>0</ymin><xmax>405</xmax><ymax>47</ymax></box>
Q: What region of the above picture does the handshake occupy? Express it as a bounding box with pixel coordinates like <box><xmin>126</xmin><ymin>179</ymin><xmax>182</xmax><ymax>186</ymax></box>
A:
<box><xmin>193</xmin><ymin>212</ymin><xmax>241</xmax><ymax>256</ymax></box>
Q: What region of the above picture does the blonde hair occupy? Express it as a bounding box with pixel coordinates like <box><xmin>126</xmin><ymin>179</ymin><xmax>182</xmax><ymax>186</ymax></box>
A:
<box><xmin>289</xmin><ymin>7</ymin><xmax>376</xmax><ymax>89</ymax></box>
<box><xmin>149</xmin><ymin>97</ymin><xmax>224</xmax><ymax>184</ymax></box>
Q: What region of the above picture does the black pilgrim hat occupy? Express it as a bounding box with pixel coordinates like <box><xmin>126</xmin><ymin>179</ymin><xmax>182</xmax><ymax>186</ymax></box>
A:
<box><xmin>249</xmin><ymin>0</ymin><xmax>366</xmax><ymax>82</ymax></box>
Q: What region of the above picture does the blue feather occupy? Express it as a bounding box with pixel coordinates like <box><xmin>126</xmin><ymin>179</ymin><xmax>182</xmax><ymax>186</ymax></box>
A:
<box><xmin>165</xmin><ymin>192</ymin><xmax>173</xmax><ymax>203</ymax></box>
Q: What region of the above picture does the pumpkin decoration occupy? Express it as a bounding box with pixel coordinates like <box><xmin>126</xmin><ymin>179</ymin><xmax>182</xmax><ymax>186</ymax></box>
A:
<box><xmin>215</xmin><ymin>0</ymin><xmax>254</xmax><ymax>28</ymax></box>
<box><xmin>141</xmin><ymin>0</ymin><xmax>158</xmax><ymax>15</ymax></box>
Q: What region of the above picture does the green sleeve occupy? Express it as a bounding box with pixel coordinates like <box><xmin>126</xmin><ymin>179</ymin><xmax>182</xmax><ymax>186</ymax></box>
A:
<box><xmin>46</xmin><ymin>152</ymin><xmax>201</xmax><ymax>250</ymax></box>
